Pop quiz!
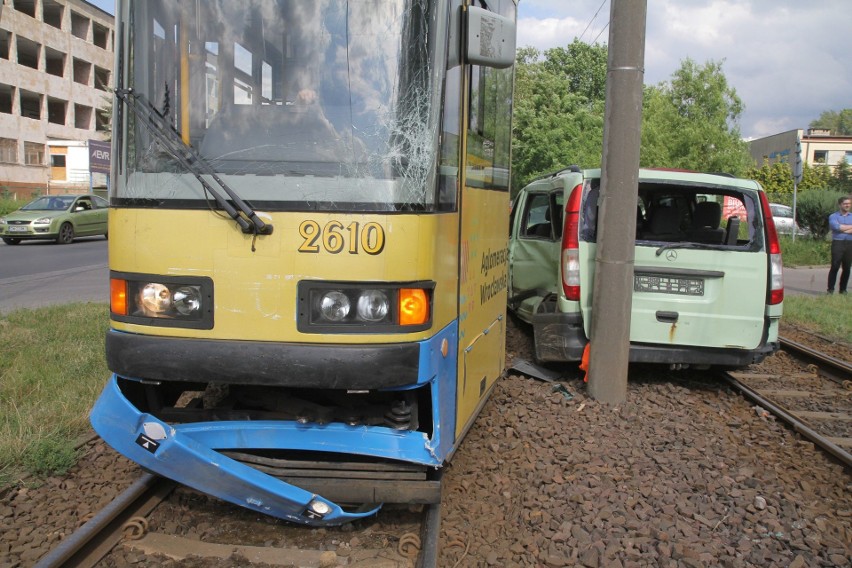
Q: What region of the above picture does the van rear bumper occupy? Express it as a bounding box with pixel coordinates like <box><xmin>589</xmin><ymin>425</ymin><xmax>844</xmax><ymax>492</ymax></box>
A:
<box><xmin>531</xmin><ymin>311</ymin><xmax>779</xmax><ymax>368</ymax></box>
<box><xmin>628</xmin><ymin>341</ymin><xmax>779</xmax><ymax>368</ymax></box>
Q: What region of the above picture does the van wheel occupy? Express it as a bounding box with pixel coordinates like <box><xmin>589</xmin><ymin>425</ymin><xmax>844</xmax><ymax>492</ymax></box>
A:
<box><xmin>2</xmin><ymin>237</ymin><xmax>21</xmax><ymax>245</ymax></box>
<box><xmin>57</xmin><ymin>223</ymin><xmax>75</xmax><ymax>244</ymax></box>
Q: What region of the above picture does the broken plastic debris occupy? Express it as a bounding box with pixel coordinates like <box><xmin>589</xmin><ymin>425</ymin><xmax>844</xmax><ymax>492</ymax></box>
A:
<box><xmin>551</xmin><ymin>383</ymin><xmax>574</xmax><ymax>400</ymax></box>
<box><xmin>753</xmin><ymin>405</ymin><xmax>770</xmax><ymax>419</ymax></box>
<box><xmin>508</xmin><ymin>359</ymin><xmax>563</xmax><ymax>383</ymax></box>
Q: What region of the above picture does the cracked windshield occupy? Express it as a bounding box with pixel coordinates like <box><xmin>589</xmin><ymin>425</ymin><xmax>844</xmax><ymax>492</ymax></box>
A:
<box><xmin>121</xmin><ymin>0</ymin><xmax>440</xmax><ymax>211</ymax></box>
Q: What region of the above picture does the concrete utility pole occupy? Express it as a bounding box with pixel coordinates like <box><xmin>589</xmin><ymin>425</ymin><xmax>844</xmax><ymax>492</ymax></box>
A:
<box><xmin>587</xmin><ymin>0</ymin><xmax>647</xmax><ymax>404</ymax></box>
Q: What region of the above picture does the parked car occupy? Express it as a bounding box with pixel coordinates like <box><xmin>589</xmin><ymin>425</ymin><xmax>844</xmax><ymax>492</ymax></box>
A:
<box><xmin>0</xmin><ymin>194</ymin><xmax>109</xmax><ymax>245</ymax></box>
<box><xmin>769</xmin><ymin>203</ymin><xmax>804</xmax><ymax>235</ymax></box>
<box><xmin>508</xmin><ymin>167</ymin><xmax>783</xmax><ymax>369</ymax></box>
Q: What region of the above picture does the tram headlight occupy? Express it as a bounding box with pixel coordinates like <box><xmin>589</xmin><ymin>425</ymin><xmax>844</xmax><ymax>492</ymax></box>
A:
<box><xmin>140</xmin><ymin>283</ymin><xmax>172</xmax><ymax>313</ymax></box>
<box><xmin>299</xmin><ymin>281</ymin><xmax>433</xmax><ymax>333</ymax></box>
<box><xmin>110</xmin><ymin>272</ymin><xmax>213</xmax><ymax>329</ymax></box>
<box><xmin>319</xmin><ymin>291</ymin><xmax>351</xmax><ymax>322</ymax></box>
<box><xmin>173</xmin><ymin>286</ymin><xmax>202</xmax><ymax>316</ymax></box>
<box><xmin>356</xmin><ymin>290</ymin><xmax>389</xmax><ymax>322</ymax></box>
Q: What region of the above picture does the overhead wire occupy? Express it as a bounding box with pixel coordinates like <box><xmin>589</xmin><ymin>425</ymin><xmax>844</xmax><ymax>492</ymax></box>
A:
<box><xmin>578</xmin><ymin>0</ymin><xmax>608</xmax><ymax>43</ymax></box>
<box><xmin>592</xmin><ymin>20</ymin><xmax>610</xmax><ymax>44</ymax></box>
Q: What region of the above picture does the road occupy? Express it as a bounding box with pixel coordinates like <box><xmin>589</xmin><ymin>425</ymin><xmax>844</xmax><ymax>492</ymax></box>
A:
<box><xmin>0</xmin><ymin>237</ymin><xmax>108</xmax><ymax>315</ymax></box>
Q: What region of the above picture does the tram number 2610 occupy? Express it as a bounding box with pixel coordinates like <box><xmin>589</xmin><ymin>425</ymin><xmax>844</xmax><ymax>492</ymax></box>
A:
<box><xmin>298</xmin><ymin>220</ymin><xmax>386</xmax><ymax>255</ymax></box>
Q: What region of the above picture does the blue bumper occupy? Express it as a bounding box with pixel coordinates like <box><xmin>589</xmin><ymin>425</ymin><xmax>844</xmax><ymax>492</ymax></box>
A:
<box><xmin>90</xmin><ymin>324</ymin><xmax>458</xmax><ymax>526</ymax></box>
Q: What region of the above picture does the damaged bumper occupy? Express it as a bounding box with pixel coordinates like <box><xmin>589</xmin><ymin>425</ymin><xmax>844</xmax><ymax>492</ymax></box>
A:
<box><xmin>90</xmin><ymin>375</ymin><xmax>444</xmax><ymax>526</ymax></box>
<box><xmin>90</xmin><ymin>325</ymin><xmax>457</xmax><ymax>526</ymax></box>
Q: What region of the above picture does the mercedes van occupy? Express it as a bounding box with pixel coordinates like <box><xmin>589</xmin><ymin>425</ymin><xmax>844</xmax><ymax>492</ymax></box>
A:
<box><xmin>508</xmin><ymin>168</ymin><xmax>783</xmax><ymax>369</ymax></box>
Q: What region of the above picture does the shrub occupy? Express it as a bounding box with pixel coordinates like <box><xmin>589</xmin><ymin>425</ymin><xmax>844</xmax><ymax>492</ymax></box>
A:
<box><xmin>0</xmin><ymin>198</ymin><xmax>20</xmax><ymax>216</ymax></box>
<box><xmin>795</xmin><ymin>190</ymin><xmax>846</xmax><ymax>240</ymax></box>
<box><xmin>778</xmin><ymin>235</ymin><xmax>830</xmax><ymax>267</ymax></box>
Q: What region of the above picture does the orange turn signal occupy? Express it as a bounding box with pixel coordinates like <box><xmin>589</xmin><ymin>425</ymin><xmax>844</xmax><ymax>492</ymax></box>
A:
<box><xmin>110</xmin><ymin>278</ymin><xmax>127</xmax><ymax>315</ymax></box>
<box><xmin>399</xmin><ymin>288</ymin><xmax>429</xmax><ymax>326</ymax></box>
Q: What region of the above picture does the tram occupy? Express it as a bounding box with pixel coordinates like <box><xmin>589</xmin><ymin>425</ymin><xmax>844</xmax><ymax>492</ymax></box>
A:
<box><xmin>90</xmin><ymin>0</ymin><xmax>517</xmax><ymax>526</ymax></box>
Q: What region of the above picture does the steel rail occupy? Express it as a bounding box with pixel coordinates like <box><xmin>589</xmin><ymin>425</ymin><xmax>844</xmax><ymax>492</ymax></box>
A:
<box><xmin>34</xmin><ymin>473</ymin><xmax>174</xmax><ymax>568</ymax></box>
<box><xmin>418</xmin><ymin>501</ymin><xmax>441</xmax><ymax>568</ymax></box>
<box><xmin>723</xmin><ymin>373</ymin><xmax>852</xmax><ymax>470</ymax></box>
<box><xmin>779</xmin><ymin>336</ymin><xmax>852</xmax><ymax>381</ymax></box>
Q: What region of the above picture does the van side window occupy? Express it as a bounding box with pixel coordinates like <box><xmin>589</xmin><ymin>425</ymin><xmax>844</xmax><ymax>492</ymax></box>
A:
<box><xmin>551</xmin><ymin>193</ymin><xmax>564</xmax><ymax>239</ymax></box>
<box><xmin>522</xmin><ymin>193</ymin><xmax>553</xmax><ymax>239</ymax></box>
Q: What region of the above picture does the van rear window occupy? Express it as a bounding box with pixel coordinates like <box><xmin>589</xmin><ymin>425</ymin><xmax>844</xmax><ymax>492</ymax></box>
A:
<box><xmin>580</xmin><ymin>180</ymin><xmax>763</xmax><ymax>251</ymax></box>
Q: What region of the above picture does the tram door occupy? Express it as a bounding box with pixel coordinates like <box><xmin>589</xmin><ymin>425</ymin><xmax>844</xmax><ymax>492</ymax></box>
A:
<box><xmin>455</xmin><ymin>0</ymin><xmax>516</xmax><ymax>438</ymax></box>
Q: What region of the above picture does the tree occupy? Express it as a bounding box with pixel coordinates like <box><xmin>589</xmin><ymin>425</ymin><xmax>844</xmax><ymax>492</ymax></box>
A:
<box><xmin>809</xmin><ymin>109</ymin><xmax>852</xmax><ymax>136</ymax></box>
<box><xmin>745</xmin><ymin>160</ymin><xmax>834</xmax><ymax>205</ymax></box>
<box><xmin>745</xmin><ymin>159</ymin><xmax>794</xmax><ymax>195</ymax></box>
<box><xmin>640</xmin><ymin>59</ymin><xmax>752</xmax><ymax>175</ymax></box>
<box><xmin>511</xmin><ymin>43</ymin><xmax>607</xmax><ymax>191</ymax></box>
<box><xmin>831</xmin><ymin>160</ymin><xmax>852</xmax><ymax>193</ymax></box>
<box><xmin>511</xmin><ymin>51</ymin><xmax>754</xmax><ymax>191</ymax></box>
<box><xmin>540</xmin><ymin>40</ymin><xmax>608</xmax><ymax>104</ymax></box>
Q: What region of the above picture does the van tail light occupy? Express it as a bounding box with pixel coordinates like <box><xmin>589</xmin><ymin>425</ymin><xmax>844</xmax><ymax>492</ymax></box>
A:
<box><xmin>561</xmin><ymin>183</ymin><xmax>584</xmax><ymax>301</ymax></box>
<box><xmin>758</xmin><ymin>192</ymin><xmax>784</xmax><ymax>305</ymax></box>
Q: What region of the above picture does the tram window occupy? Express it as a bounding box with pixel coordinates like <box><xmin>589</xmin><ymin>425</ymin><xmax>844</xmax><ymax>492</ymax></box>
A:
<box><xmin>465</xmin><ymin>1</ymin><xmax>514</xmax><ymax>192</ymax></box>
<box><xmin>122</xmin><ymin>0</ymin><xmax>455</xmax><ymax>212</ymax></box>
<box><xmin>437</xmin><ymin>0</ymin><xmax>463</xmax><ymax>212</ymax></box>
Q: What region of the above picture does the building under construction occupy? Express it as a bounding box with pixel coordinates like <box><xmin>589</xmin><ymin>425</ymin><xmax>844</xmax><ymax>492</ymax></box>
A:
<box><xmin>0</xmin><ymin>0</ymin><xmax>114</xmax><ymax>199</ymax></box>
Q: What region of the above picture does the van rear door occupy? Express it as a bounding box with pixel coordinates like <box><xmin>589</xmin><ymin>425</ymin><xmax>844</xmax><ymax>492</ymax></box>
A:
<box><xmin>578</xmin><ymin>173</ymin><xmax>770</xmax><ymax>353</ymax></box>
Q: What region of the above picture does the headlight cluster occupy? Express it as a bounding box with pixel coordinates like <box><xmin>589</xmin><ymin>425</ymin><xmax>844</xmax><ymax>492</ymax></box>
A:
<box><xmin>110</xmin><ymin>272</ymin><xmax>213</xmax><ymax>329</ymax></box>
<box><xmin>298</xmin><ymin>281</ymin><xmax>433</xmax><ymax>333</ymax></box>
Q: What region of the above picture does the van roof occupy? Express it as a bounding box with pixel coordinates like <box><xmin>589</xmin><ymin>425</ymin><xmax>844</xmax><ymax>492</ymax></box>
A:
<box><xmin>537</xmin><ymin>167</ymin><xmax>763</xmax><ymax>192</ymax></box>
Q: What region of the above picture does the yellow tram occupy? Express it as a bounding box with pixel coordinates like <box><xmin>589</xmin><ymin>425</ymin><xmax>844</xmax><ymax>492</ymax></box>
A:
<box><xmin>91</xmin><ymin>0</ymin><xmax>518</xmax><ymax>524</ymax></box>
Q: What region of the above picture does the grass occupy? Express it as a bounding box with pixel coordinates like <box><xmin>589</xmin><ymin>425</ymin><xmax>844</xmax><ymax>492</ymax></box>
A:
<box><xmin>783</xmin><ymin>293</ymin><xmax>852</xmax><ymax>343</ymax></box>
<box><xmin>778</xmin><ymin>234</ymin><xmax>830</xmax><ymax>267</ymax></box>
<box><xmin>0</xmin><ymin>303</ymin><xmax>109</xmax><ymax>487</ymax></box>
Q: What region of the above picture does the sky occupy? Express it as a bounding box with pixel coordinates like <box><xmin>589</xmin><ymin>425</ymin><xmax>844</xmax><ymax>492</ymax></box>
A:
<box><xmin>517</xmin><ymin>0</ymin><xmax>851</xmax><ymax>140</ymax></box>
<box><xmin>87</xmin><ymin>0</ymin><xmax>850</xmax><ymax>141</ymax></box>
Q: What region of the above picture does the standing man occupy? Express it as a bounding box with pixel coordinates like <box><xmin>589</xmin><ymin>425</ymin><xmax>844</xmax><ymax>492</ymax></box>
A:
<box><xmin>827</xmin><ymin>195</ymin><xmax>852</xmax><ymax>294</ymax></box>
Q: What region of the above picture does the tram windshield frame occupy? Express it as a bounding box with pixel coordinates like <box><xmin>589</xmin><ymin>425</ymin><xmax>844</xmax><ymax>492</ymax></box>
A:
<box><xmin>114</xmin><ymin>0</ymin><xmax>449</xmax><ymax>212</ymax></box>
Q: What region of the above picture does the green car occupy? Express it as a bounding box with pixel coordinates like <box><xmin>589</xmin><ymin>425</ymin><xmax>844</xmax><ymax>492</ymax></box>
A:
<box><xmin>0</xmin><ymin>194</ymin><xmax>109</xmax><ymax>245</ymax></box>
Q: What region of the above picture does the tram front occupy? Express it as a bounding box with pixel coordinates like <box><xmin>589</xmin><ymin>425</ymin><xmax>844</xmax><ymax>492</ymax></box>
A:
<box><xmin>92</xmin><ymin>0</ymin><xmax>517</xmax><ymax>525</ymax></box>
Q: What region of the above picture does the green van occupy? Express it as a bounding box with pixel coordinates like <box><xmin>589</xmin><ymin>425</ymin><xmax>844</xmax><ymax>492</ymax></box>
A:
<box><xmin>508</xmin><ymin>168</ymin><xmax>783</xmax><ymax>369</ymax></box>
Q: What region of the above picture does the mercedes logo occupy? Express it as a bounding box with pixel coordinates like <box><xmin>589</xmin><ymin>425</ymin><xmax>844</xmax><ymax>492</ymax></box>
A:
<box><xmin>665</xmin><ymin>250</ymin><xmax>678</xmax><ymax>261</ymax></box>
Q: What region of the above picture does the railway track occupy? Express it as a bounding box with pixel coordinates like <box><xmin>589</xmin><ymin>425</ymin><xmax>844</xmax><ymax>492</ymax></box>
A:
<box><xmin>724</xmin><ymin>335</ymin><xmax>852</xmax><ymax>470</ymax></box>
<box><xmin>35</xmin><ymin>471</ymin><xmax>440</xmax><ymax>567</ymax></box>
<box><xmin>779</xmin><ymin>336</ymin><xmax>852</xmax><ymax>383</ymax></box>
<box><xmin>33</xmin><ymin>473</ymin><xmax>175</xmax><ymax>568</ymax></box>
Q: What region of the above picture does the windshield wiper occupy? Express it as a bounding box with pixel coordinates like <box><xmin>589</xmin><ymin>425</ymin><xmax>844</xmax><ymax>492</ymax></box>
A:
<box><xmin>655</xmin><ymin>242</ymin><xmax>719</xmax><ymax>256</ymax></box>
<box><xmin>115</xmin><ymin>88</ymin><xmax>272</xmax><ymax>236</ymax></box>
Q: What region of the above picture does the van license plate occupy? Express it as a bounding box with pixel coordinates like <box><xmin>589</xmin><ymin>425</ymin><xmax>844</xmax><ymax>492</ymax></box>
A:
<box><xmin>634</xmin><ymin>274</ymin><xmax>704</xmax><ymax>296</ymax></box>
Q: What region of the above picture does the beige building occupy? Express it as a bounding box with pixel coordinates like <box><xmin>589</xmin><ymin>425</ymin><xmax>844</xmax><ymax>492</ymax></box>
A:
<box><xmin>749</xmin><ymin>128</ymin><xmax>852</xmax><ymax>175</ymax></box>
<box><xmin>0</xmin><ymin>0</ymin><xmax>113</xmax><ymax>199</ymax></box>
